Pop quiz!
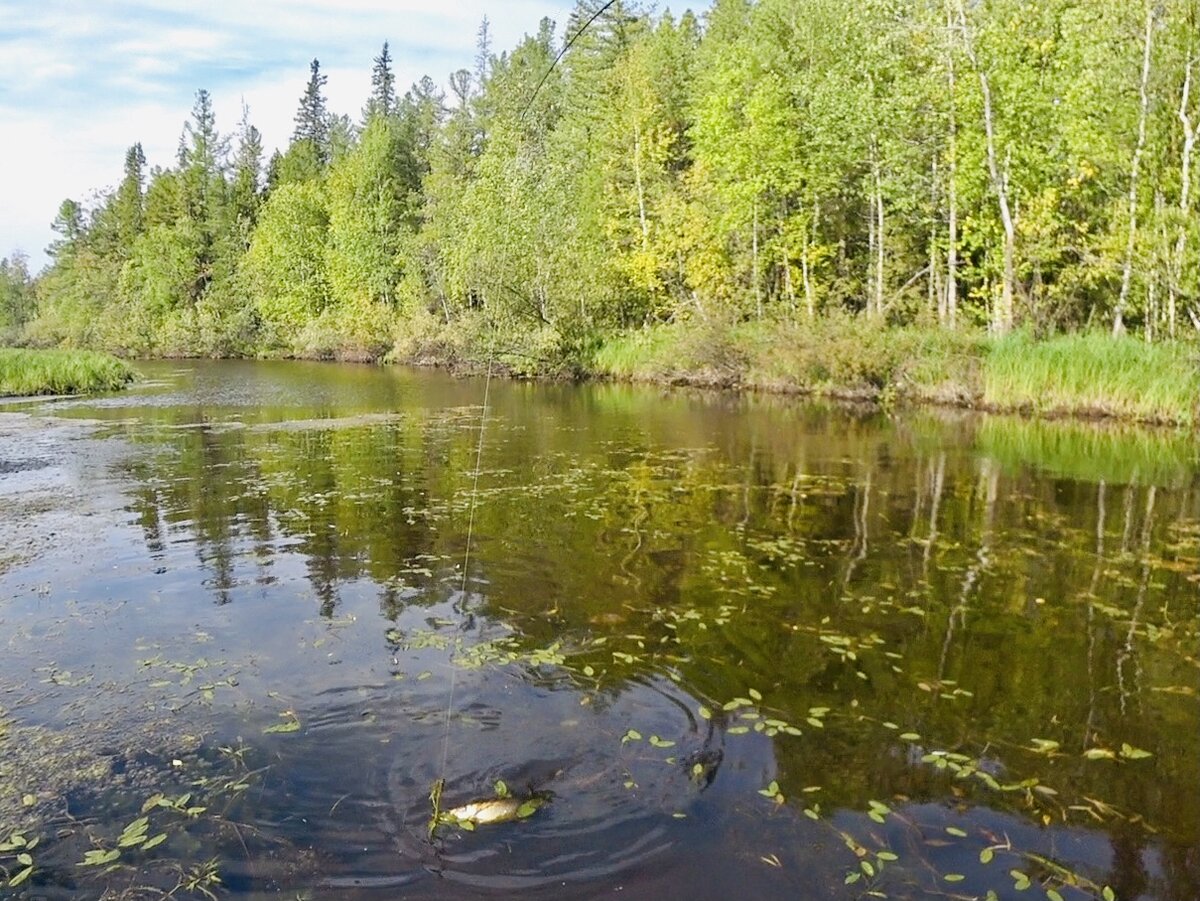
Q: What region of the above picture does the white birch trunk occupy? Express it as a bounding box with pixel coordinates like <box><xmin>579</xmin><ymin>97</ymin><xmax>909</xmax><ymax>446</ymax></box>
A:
<box><xmin>1113</xmin><ymin>3</ymin><xmax>1157</xmax><ymax>336</ymax></box>
<box><xmin>946</xmin><ymin>7</ymin><xmax>959</xmax><ymax>329</ymax></box>
<box><xmin>1172</xmin><ymin>56</ymin><xmax>1197</xmax><ymax>338</ymax></box>
<box><xmin>955</xmin><ymin>0</ymin><xmax>1015</xmax><ymax>334</ymax></box>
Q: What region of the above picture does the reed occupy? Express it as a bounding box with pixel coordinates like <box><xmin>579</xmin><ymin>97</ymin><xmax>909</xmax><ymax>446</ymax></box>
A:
<box><xmin>0</xmin><ymin>348</ymin><xmax>136</xmax><ymax>397</ymax></box>
<box><xmin>982</xmin><ymin>332</ymin><xmax>1198</xmax><ymax>426</ymax></box>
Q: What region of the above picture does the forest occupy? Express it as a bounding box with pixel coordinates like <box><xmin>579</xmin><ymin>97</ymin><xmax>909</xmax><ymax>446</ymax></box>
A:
<box><xmin>2</xmin><ymin>0</ymin><xmax>1199</xmax><ymax>383</ymax></box>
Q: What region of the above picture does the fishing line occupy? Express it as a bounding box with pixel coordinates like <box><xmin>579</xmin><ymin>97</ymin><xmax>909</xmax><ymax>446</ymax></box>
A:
<box><xmin>432</xmin><ymin>330</ymin><xmax>495</xmax><ymax>835</ymax></box>
<box><xmin>431</xmin><ymin>0</ymin><xmax>619</xmax><ymax>835</ymax></box>
<box><xmin>520</xmin><ymin>0</ymin><xmax>621</xmax><ymax>120</ymax></box>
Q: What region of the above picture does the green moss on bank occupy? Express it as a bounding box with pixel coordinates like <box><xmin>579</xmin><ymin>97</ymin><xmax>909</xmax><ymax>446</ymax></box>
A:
<box><xmin>0</xmin><ymin>348</ymin><xmax>136</xmax><ymax>397</ymax></box>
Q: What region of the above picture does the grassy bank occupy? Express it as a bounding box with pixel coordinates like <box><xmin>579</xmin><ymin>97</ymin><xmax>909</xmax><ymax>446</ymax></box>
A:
<box><xmin>0</xmin><ymin>348</ymin><xmax>137</xmax><ymax>397</ymax></box>
<box><xmin>981</xmin><ymin>333</ymin><xmax>1198</xmax><ymax>424</ymax></box>
<box><xmin>586</xmin><ymin>319</ymin><xmax>1198</xmax><ymax>425</ymax></box>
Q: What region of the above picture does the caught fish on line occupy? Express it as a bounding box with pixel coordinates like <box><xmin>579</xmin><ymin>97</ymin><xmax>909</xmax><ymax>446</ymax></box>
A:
<box><xmin>429</xmin><ymin>778</ymin><xmax>549</xmax><ymax>834</ymax></box>
<box><xmin>443</xmin><ymin>794</ymin><xmax>548</xmax><ymax>828</ymax></box>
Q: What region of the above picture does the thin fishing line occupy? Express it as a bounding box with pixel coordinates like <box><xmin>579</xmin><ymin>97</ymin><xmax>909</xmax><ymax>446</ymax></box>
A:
<box><xmin>438</xmin><ymin>330</ymin><xmax>496</xmax><ymax>786</ymax></box>
<box><xmin>520</xmin><ymin>0</ymin><xmax>620</xmax><ymax>120</ymax></box>
<box><xmin>434</xmin><ymin>0</ymin><xmax>616</xmax><ymax>824</ymax></box>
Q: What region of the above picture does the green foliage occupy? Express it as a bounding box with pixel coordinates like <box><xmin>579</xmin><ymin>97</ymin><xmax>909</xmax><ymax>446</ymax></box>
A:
<box><xmin>0</xmin><ymin>348</ymin><xmax>135</xmax><ymax>396</ymax></box>
<box><xmin>241</xmin><ymin>182</ymin><xmax>331</xmax><ymax>347</ymax></box>
<box><xmin>326</xmin><ymin>116</ymin><xmax>412</xmax><ymax>309</ymax></box>
<box><xmin>0</xmin><ymin>254</ymin><xmax>35</xmax><ymax>339</ymax></box>
<box><xmin>14</xmin><ymin>1</ymin><xmax>1200</xmax><ymax>406</ymax></box>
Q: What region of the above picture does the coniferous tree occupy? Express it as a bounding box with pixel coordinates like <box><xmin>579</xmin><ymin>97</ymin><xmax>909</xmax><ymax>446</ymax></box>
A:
<box><xmin>113</xmin><ymin>143</ymin><xmax>147</xmax><ymax>253</ymax></box>
<box><xmin>48</xmin><ymin>199</ymin><xmax>84</xmax><ymax>259</ymax></box>
<box><xmin>293</xmin><ymin>58</ymin><xmax>330</xmax><ymax>164</ymax></box>
<box><xmin>364</xmin><ymin>42</ymin><xmax>397</xmax><ymax>121</ymax></box>
<box><xmin>230</xmin><ymin>104</ymin><xmax>264</xmax><ymax>230</ymax></box>
<box><xmin>179</xmin><ymin>89</ymin><xmax>228</xmax><ymax>231</ymax></box>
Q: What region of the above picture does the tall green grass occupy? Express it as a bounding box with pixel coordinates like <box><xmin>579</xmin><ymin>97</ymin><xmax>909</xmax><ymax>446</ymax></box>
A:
<box><xmin>592</xmin><ymin>321</ymin><xmax>1199</xmax><ymax>426</ymax></box>
<box><xmin>982</xmin><ymin>333</ymin><xmax>1198</xmax><ymax>425</ymax></box>
<box><xmin>590</xmin><ymin>327</ymin><xmax>680</xmax><ymax>378</ymax></box>
<box><xmin>0</xmin><ymin>348</ymin><xmax>136</xmax><ymax>397</ymax></box>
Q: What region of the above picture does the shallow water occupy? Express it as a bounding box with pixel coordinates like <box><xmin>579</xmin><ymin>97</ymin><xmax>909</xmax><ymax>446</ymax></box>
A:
<box><xmin>0</xmin><ymin>360</ymin><xmax>1197</xmax><ymax>900</ymax></box>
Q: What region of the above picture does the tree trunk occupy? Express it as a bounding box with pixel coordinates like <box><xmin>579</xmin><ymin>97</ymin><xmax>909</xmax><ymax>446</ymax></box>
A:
<box><xmin>867</xmin><ymin>182</ymin><xmax>877</xmax><ymax>315</ymax></box>
<box><xmin>1172</xmin><ymin>55</ymin><xmax>1197</xmax><ymax>339</ymax></box>
<box><xmin>956</xmin><ymin>0</ymin><xmax>1015</xmax><ymax>334</ymax></box>
<box><xmin>633</xmin><ymin>122</ymin><xmax>649</xmax><ymax>251</ymax></box>
<box><xmin>752</xmin><ymin>199</ymin><xmax>762</xmax><ymax>319</ymax></box>
<box><xmin>874</xmin><ymin>150</ymin><xmax>885</xmax><ymax>317</ymax></box>
<box><xmin>946</xmin><ymin>7</ymin><xmax>959</xmax><ymax>329</ymax></box>
<box><xmin>1113</xmin><ymin>3</ymin><xmax>1157</xmax><ymax>337</ymax></box>
<box><xmin>782</xmin><ymin>202</ymin><xmax>796</xmax><ymax>315</ymax></box>
<box><xmin>930</xmin><ymin>154</ymin><xmax>940</xmax><ymax>319</ymax></box>
<box><xmin>801</xmin><ymin>201</ymin><xmax>815</xmax><ymax>319</ymax></box>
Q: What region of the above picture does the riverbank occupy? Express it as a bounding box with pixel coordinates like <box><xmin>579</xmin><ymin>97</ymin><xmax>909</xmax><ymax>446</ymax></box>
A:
<box><xmin>0</xmin><ymin>348</ymin><xmax>136</xmax><ymax>397</ymax></box>
<box><xmin>391</xmin><ymin>314</ymin><xmax>1200</xmax><ymax>427</ymax></box>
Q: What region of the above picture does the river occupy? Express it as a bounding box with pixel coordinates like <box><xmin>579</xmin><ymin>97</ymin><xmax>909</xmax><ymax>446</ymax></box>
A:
<box><xmin>0</xmin><ymin>360</ymin><xmax>1197</xmax><ymax>900</ymax></box>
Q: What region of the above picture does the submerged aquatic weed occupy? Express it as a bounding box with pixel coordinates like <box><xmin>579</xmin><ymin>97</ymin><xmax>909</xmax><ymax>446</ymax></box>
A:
<box><xmin>0</xmin><ymin>830</ymin><xmax>38</xmax><ymax>888</ymax></box>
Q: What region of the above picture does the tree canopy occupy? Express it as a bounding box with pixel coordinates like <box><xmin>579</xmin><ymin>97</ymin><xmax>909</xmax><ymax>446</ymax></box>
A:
<box><xmin>17</xmin><ymin>0</ymin><xmax>1200</xmax><ymax>358</ymax></box>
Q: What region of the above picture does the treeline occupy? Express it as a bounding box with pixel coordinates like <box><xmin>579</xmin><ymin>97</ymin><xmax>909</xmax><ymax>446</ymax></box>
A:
<box><xmin>11</xmin><ymin>0</ymin><xmax>1200</xmax><ymax>360</ymax></box>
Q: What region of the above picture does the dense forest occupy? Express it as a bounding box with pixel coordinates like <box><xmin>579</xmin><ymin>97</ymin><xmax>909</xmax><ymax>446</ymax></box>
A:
<box><xmin>4</xmin><ymin>0</ymin><xmax>1200</xmax><ymax>362</ymax></box>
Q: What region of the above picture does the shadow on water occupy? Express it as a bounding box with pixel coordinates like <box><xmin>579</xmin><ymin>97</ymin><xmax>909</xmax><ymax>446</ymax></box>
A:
<box><xmin>0</xmin><ymin>360</ymin><xmax>1197</xmax><ymax>899</ymax></box>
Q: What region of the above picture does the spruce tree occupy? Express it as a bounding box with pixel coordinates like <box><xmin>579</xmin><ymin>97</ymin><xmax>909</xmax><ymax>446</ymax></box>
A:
<box><xmin>364</xmin><ymin>42</ymin><xmax>397</xmax><ymax>121</ymax></box>
<box><xmin>48</xmin><ymin>199</ymin><xmax>83</xmax><ymax>258</ymax></box>
<box><xmin>231</xmin><ymin>103</ymin><xmax>264</xmax><ymax>228</ymax></box>
<box><xmin>293</xmin><ymin>58</ymin><xmax>330</xmax><ymax>164</ymax></box>
<box><xmin>113</xmin><ymin>142</ymin><xmax>146</xmax><ymax>252</ymax></box>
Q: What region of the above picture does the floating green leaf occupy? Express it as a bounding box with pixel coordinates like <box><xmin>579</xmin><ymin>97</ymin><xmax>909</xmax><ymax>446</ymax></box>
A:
<box><xmin>1119</xmin><ymin>743</ymin><xmax>1152</xmax><ymax>760</ymax></box>
<box><xmin>79</xmin><ymin>849</ymin><xmax>120</xmax><ymax>867</ymax></box>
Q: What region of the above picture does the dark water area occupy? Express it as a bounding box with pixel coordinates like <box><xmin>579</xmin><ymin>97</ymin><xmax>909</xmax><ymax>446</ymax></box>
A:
<box><xmin>0</xmin><ymin>360</ymin><xmax>1197</xmax><ymax>900</ymax></box>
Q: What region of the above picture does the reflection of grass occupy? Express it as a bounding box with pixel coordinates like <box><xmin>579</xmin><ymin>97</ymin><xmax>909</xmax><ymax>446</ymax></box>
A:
<box><xmin>0</xmin><ymin>348</ymin><xmax>135</xmax><ymax>397</ymax></box>
<box><xmin>982</xmin><ymin>332</ymin><xmax>1198</xmax><ymax>426</ymax></box>
<box><xmin>977</xmin><ymin>416</ymin><xmax>1199</xmax><ymax>486</ymax></box>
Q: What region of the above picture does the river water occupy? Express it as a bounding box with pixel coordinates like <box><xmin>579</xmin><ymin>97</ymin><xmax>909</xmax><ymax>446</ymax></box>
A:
<box><xmin>0</xmin><ymin>360</ymin><xmax>1197</xmax><ymax>900</ymax></box>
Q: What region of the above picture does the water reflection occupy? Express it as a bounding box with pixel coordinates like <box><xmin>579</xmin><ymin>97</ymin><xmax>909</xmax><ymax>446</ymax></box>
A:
<box><xmin>0</xmin><ymin>361</ymin><xmax>1197</xmax><ymax>899</ymax></box>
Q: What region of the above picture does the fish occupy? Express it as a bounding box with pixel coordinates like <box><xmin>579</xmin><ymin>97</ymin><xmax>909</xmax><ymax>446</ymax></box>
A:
<box><xmin>443</xmin><ymin>794</ymin><xmax>548</xmax><ymax>828</ymax></box>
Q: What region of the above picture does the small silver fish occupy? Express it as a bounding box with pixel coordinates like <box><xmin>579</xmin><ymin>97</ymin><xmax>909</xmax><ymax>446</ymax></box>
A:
<box><xmin>445</xmin><ymin>794</ymin><xmax>547</xmax><ymax>827</ymax></box>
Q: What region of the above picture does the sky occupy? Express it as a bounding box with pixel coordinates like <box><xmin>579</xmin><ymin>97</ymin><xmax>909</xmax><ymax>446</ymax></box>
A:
<box><xmin>0</xmin><ymin>0</ymin><xmax>589</xmax><ymax>271</ymax></box>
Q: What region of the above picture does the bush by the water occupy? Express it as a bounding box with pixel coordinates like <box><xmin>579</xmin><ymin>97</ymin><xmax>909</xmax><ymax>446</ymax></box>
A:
<box><xmin>0</xmin><ymin>348</ymin><xmax>136</xmax><ymax>397</ymax></box>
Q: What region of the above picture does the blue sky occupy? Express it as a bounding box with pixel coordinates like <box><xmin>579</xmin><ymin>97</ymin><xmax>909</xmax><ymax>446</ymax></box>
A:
<box><xmin>0</xmin><ymin>0</ymin><xmax>595</xmax><ymax>270</ymax></box>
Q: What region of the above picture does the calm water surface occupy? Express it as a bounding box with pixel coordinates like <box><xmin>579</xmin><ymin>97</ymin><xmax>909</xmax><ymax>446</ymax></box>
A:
<box><xmin>0</xmin><ymin>360</ymin><xmax>1197</xmax><ymax>900</ymax></box>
